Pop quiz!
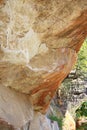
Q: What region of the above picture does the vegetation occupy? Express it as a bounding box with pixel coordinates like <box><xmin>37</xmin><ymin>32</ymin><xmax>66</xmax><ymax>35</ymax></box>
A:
<box><xmin>75</xmin><ymin>40</ymin><xmax>87</xmax><ymax>130</ymax></box>
<box><xmin>77</xmin><ymin>124</ymin><xmax>87</xmax><ymax>130</ymax></box>
<box><xmin>57</xmin><ymin>40</ymin><xmax>87</xmax><ymax>129</ymax></box>
<box><xmin>75</xmin><ymin>102</ymin><xmax>87</xmax><ymax>130</ymax></box>
<box><xmin>76</xmin><ymin>102</ymin><xmax>87</xmax><ymax>118</ymax></box>
<box><xmin>49</xmin><ymin>40</ymin><xmax>87</xmax><ymax>130</ymax></box>
<box><xmin>49</xmin><ymin>115</ymin><xmax>63</xmax><ymax>130</ymax></box>
<box><xmin>76</xmin><ymin>39</ymin><xmax>87</xmax><ymax>77</ymax></box>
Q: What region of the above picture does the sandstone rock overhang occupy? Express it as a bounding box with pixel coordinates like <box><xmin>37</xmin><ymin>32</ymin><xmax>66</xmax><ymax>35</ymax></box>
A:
<box><xmin>0</xmin><ymin>0</ymin><xmax>87</xmax><ymax>128</ymax></box>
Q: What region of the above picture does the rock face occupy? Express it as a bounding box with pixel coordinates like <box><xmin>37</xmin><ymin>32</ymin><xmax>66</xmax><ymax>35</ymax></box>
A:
<box><xmin>63</xmin><ymin>111</ymin><xmax>76</xmax><ymax>130</ymax></box>
<box><xmin>0</xmin><ymin>0</ymin><xmax>87</xmax><ymax>129</ymax></box>
<box><xmin>0</xmin><ymin>84</ymin><xmax>33</xmax><ymax>129</ymax></box>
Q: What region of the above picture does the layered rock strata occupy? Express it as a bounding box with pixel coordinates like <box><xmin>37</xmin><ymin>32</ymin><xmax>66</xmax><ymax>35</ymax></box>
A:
<box><xmin>0</xmin><ymin>0</ymin><xmax>87</xmax><ymax>129</ymax></box>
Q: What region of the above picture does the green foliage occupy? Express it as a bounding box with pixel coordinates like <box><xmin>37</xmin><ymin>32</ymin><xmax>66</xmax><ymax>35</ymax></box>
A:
<box><xmin>76</xmin><ymin>102</ymin><xmax>87</xmax><ymax>118</ymax></box>
<box><xmin>49</xmin><ymin>115</ymin><xmax>63</xmax><ymax>130</ymax></box>
<box><xmin>76</xmin><ymin>123</ymin><xmax>87</xmax><ymax>130</ymax></box>
<box><xmin>76</xmin><ymin>102</ymin><xmax>87</xmax><ymax>130</ymax></box>
<box><xmin>76</xmin><ymin>39</ymin><xmax>87</xmax><ymax>74</ymax></box>
<box><xmin>76</xmin><ymin>124</ymin><xmax>87</xmax><ymax>130</ymax></box>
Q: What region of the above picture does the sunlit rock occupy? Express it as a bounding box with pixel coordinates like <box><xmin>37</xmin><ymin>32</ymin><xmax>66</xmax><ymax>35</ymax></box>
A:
<box><xmin>63</xmin><ymin>111</ymin><xmax>76</xmax><ymax>130</ymax></box>
<box><xmin>0</xmin><ymin>84</ymin><xmax>33</xmax><ymax>129</ymax></box>
<box><xmin>0</xmin><ymin>0</ymin><xmax>87</xmax><ymax>129</ymax></box>
<box><xmin>29</xmin><ymin>112</ymin><xmax>59</xmax><ymax>130</ymax></box>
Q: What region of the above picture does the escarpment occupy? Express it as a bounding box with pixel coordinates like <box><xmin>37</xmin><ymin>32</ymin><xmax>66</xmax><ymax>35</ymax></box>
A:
<box><xmin>0</xmin><ymin>0</ymin><xmax>87</xmax><ymax>129</ymax></box>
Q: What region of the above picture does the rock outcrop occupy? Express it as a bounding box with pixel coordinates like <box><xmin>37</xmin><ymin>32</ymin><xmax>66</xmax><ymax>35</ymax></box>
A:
<box><xmin>0</xmin><ymin>0</ymin><xmax>87</xmax><ymax>129</ymax></box>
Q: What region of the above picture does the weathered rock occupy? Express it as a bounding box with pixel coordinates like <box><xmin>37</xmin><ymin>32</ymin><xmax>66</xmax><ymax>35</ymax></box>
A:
<box><xmin>0</xmin><ymin>84</ymin><xmax>33</xmax><ymax>129</ymax></box>
<box><xmin>0</xmin><ymin>48</ymin><xmax>77</xmax><ymax>112</ymax></box>
<box><xmin>0</xmin><ymin>0</ymin><xmax>87</xmax><ymax>128</ymax></box>
<box><xmin>63</xmin><ymin>111</ymin><xmax>76</xmax><ymax>130</ymax></box>
<box><xmin>29</xmin><ymin>112</ymin><xmax>59</xmax><ymax>130</ymax></box>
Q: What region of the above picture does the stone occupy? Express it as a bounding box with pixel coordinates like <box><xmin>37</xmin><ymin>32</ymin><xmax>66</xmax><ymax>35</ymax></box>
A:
<box><xmin>0</xmin><ymin>0</ymin><xmax>87</xmax><ymax>128</ymax></box>
<box><xmin>0</xmin><ymin>47</ymin><xmax>77</xmax><ymax>112</ymax></box>
<box><xmin>62</xmin><ymin>111</ymin><xmax>76</xmax><ymax>130</ymax></box>
<box><xmin>29</xmin><ymin>112</ymin><xmax>59</xmax><ymax>130</ymax></box>
<box><xmin>0</xmin><ymin>84</ymin><xmax>33</xmax><ymax>129</ymax></box>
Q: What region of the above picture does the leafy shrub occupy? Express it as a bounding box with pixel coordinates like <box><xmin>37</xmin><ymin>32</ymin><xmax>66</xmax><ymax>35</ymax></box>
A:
<box><xmin>76</xmin><ymin>102</ymin><xmax>87</xmax><ymax>118</ymax></box>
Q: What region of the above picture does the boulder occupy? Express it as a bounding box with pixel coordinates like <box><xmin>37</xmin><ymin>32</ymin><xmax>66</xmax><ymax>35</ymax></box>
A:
<box><xmin>0</xmin><ymin>0</ymin><xmax>87</xmax><ymax>129</ymax></box>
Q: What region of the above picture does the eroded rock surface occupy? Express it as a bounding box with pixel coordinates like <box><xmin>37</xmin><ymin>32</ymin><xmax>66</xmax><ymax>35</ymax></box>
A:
<box><xmin>0</xmin><ymin>0</ymin><xmax>87</xmax><ymax>129</ymax></box>
<box><xmin>0</xmin><ymin>84</ymin><xmax>33</xmax><ymax>129</ymax></box>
